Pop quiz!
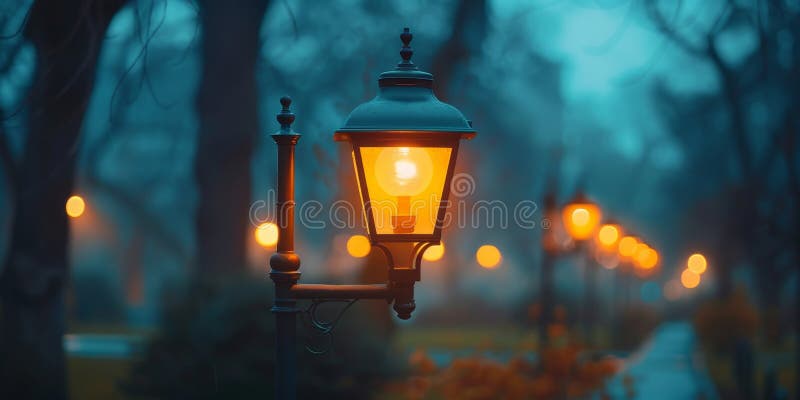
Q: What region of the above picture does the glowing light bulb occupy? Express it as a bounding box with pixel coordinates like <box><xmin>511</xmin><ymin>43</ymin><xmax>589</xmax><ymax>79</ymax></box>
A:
<box><xmin>571</xmin><ymin>208</ymin><xmax>590</xmax><ymax>226</ymax></box>
<box><xmin>375</xmin><ymin>147</ymin><xmax>433</xmax><ymax>197</ymax></box>
<box><xmin>374</xmin><ymin>147</ymin><xmax>434</xmax><ymax>233</ymax></box>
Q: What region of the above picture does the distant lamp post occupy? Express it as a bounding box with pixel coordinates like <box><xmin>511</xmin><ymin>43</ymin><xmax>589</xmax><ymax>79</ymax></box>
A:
<box><xmin>269</xmin><ymin>28</ymin><xmax>476</xmax><ymax>400</ymax></box>
<box><xmin>562</xmin><ymin>193</ymin><xmax>602</xmax><ymax>241</ymax></box>
<box><xmin>561</xmin><ymin>193</ymin><xmax>602</xmax><ymax>339</ymax></box>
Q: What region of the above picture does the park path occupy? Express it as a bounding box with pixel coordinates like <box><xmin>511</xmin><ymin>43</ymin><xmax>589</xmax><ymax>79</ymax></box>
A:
<box><xmin>606</xmin><ymin>321</ymin><xmax>718</xmax><ymax>400</ymax></box>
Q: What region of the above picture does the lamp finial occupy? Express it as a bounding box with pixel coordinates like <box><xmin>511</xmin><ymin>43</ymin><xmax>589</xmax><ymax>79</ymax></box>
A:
<box><xmin>277</xmin><ymin>96</ymin><xmax>295</xmax><ymax>133</ymax></box>
<box><xmin>399</xmin><ymin>27</ymin><xmax>414</xmax><ymax>68</ymax></box>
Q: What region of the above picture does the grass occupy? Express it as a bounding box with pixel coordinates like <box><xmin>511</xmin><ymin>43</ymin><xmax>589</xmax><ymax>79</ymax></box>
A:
<box><xmin>66</xmin><ymin>323</ymin><xmax>147</xmax><ymax>399</ymax></box>
<box><xmin>393</xmin><ymin>325</ymin><xmax>538</xmax><ymax>352</ymax></box>
<box><xmin>68</xmin><ymin>357</ymin><xmax>132</xmax><ymax>400</ymax></box>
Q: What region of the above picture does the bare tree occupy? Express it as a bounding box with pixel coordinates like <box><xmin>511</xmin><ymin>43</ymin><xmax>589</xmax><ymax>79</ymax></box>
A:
<box><xmin>194</xmin><ymin>0</ymin><xmax>269</xmax><ymax>274</ymax></box>
<box><xmin>0</xmin><ymin>0</ymin><xmax>126</xmax><ymax>398</ymax></box>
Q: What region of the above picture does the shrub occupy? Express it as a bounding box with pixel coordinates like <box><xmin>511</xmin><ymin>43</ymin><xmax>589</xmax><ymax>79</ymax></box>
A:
<box><xmin>122</xmin><ymin>275</ymin><xmax>394</xmax><ymax>399</ymax></box>
<box><xmin>694</xmin><ymin>288</ymin><xmax>759</xmax><ymax>353</ymax></box>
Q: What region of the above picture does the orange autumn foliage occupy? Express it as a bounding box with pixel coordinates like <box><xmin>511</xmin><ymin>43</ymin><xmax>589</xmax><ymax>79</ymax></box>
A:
<box><xmin>395</xmin><ymin>327</ymin><xmax>620</xmax><ymax>400</ymax></box>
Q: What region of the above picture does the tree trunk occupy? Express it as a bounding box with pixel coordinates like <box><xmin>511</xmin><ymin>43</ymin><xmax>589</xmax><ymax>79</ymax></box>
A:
<box><xmin>194</xmin><ymin>0</ymin><xmax>269</xmax><ymax>274</ymax></box>
<box><xmin>430</xmin><ymin>0</ymin><xmax>487</xmax><ymax>102</ymax></box>
<box><xmin>0</xmin><ymin>1</ymin><xmax>124</xmax><ymax>398</ymax></box>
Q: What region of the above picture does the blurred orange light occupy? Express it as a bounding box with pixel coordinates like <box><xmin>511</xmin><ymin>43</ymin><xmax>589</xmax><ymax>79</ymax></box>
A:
<box><xmin>255</xmin><ymin>222</ymin><xmax>279</xmax><ymax>248</ymax></box>
<box><xmin>640</xmin><ymin>248</ymin><xmax>659</xmax><ymax>269</ymax></box>
<box><xmin>561</xmin><ymin>198</ymin><xmax>602</xmax><ymax>241</ymax></box>
<box><xmin>632</xmin><ymin>247</ymin><xmax>658</xmax><ymax>270</ymax></box>
<box><xmin>597</xmin><ymin>224</ymin><xmax>620</xmax><ymax>249</ymax></box>
<box><xmin>681</xmin><ymin>269</ymin><xmax>700</xmax><ymax>289</ymax></box>
<box><xmin>618</xmin><ymin>236</ymin><xmax>639</xmax><ymax>258</ymax></box>
<box><xmin>66</xmin><ymin>195</ymin><xmax>86</xmax><ymax>218</ymax></box>
<box><xmin>422</xmin><ymin>243</ymin><xmax>445</xmax><ymax>262</ymax></box>
<box><xmin>476</xmin><ymin>244</ymin><xmax>502</xmax><ymax>269</ymax></box>
<box><xmin>687</xmin><ymin>253</ymin><xmax>707</xmax><ymax>274</ymax></box>
<box><xmin>346</xmin><ymin>235</ymin><xmax>371</xmax><ymax>258</ymax></box>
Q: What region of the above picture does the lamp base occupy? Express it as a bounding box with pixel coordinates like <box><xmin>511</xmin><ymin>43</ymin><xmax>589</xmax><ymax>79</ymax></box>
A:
<box><xmin>392</xmin><ymin>215</ymin><xmax>416</xmax><ymax>233</ymax></box>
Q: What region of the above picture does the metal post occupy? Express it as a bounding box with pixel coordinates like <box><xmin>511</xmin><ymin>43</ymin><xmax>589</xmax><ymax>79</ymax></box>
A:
<box><xmin>581</xmin><ymin>246</ymin><xmax>596</xmax><ymax>342</ymax></box>
<box><xmin>538</xmin><ymin>192</ymin><xmax>557</xmax><ymax>346</ymax></box>
<box><xmin>270</xmin><ymin>97</ymin><xmax>301</xmax><ymax>400</ymax></box>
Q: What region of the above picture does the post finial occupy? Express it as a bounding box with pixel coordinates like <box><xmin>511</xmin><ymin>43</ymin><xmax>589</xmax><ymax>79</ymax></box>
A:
<box><xmin>399</xmin><ymin>27</ymin><xmax>414</xmax><ymax>67</ymax></box>
<box><xmin>276</xmin><ymin>96</ymin><xmax>295</xmax><ymax>133</ymax></box>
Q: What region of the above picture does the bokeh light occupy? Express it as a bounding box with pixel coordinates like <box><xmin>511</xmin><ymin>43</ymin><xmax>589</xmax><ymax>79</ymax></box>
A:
<box><xmin>687</xmin><ymin>253</ymin><xmax>707</xmax><ymax>274</ymax></box>
<box><xmin>638</xmin><ymin>248</ymin><xmax>659</xmax><ymax>269</ymax></box>
<box><xmin>254</xmin><ymin>222</ymin><xmax>279</xmax><ymax>248</ymax></box>
<box><xmin>422</xmin><ymin>243</ymin><xmax>445</xmax><ymax>262</ymax></box>
<box><xmin>476</xmin><ymin>245</ymin><xmax>502</xmax><ymax>269</ymax></box>
<box><xmin>346</xmin><ymin>235</ymin><xmax>371</xmax><ymax>258</ymax></box>
<box><xmin>618</xmin><ymin>236</ymin><xmax>638</xmax><ymax>258</ymax></box>
<box><xmin>562</xmin><ymin>201</ymin><xmax>602</xmax><ymax>240</ymax></box>
<box><xmin>681</xmin><ymin>269</ymin><xmax>701</xmax><ymax>289</ymax></box>
<box><xmin>66</xmin><ymin>195</ymin><xmax>86</xmax><ymax>218</ymax></box>
<box><xmin>597</xmin><ymin>224</ymin><xmax>620</xmax><ymax>248</ymax></box>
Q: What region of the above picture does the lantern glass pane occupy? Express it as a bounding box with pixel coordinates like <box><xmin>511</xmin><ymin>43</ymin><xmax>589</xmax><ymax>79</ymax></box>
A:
<box><xmin>357</xmin><ymin>146</ymin><xmax>452</xmax><ymax>236</ymax></box>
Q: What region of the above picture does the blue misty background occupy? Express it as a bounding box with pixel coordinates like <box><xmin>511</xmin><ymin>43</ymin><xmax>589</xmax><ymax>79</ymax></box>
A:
<box><xmin>0</xmin><ymin>0</ymin><xmax>797</xmax><ymax>399</ymax></box>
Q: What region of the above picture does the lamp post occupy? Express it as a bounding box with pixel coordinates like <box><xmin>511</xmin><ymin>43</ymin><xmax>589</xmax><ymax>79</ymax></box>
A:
<box><xmin>561</xmin><ymin>193</ymin><xmax>602</xmax><ymax>339</ymax></box>
<box><xmin>617</xmin><ymin>234</ymin><xmax>639</xmax><ymax>306</ymax></box>
<box><xmin>269</xmin><ymin>28</ymin><xmax>475</xmax><ymax>400</ymax></box>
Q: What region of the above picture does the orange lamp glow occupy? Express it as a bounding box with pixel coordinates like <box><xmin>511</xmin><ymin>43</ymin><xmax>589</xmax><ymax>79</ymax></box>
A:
<box><xmin>618</xmin><ymin>236</ymin><xmax>639</xmax><ymax>258</ymax></box>
<box><xmin>355</xmin><ymin>146</ymin><xmax>453</xmax><ymax>238</ymax></box>
<box><xmin>687</xmin><ymin>253</ymin><xmax>707</xmax><ymax>274</ymax></box>
<box><xmin>681</xmin><ymin>269</ymin><xmax>700</xmax><ymax>289</ymax></box>
<box><xmin>254</xmin><ymin>222</ymin><xmax>279</xmax><ymax>248</ymax></box>
<box><xmin>66</xmin><ymin>195</ymin><xmax>86</xmax><ymax>218</ymax></box>
<box><xmin>476</xmin><ymin>245</ymin><xmax>502</xmax><ymax>269</ymax></box>
<box><xmin>632</xmin><ymin>243</ymin><xmax>651</xmax><ymax>267</ymax></box>
<box><xmin>638</xmin><ymin>248</ymin><xmax>659</xmax><ymax>269</ymax></box>
<box><xmin>346</xmin><ymin>235</ymin><xmax>371</xmax><ymax>258</ymax></box>
<box><xmin>561</xmin><ymin>195</ymin><xmax>602</xmax><ymax>241</ymax></box>
<box><xmin>597</xmin><ymin>224</ymin><xmax>621</xmax><ymax>249</ymax></box>
<box><xmin>422</xmin><ymin>243</ymin><xmax>445</xmax><ymax>262</ymax></box>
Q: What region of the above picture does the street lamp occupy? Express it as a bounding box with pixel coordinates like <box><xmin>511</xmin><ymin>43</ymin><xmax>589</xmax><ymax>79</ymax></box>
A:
<box><xmin>561</xmin><ymin>193</ymin><xmax>602</xmax><ymax>339</ymax></box>
<box><xmin>562</xmin><ymin>193</ymin><xmax>603</xmax><ymax>241</ymax></box>
<box><xmin>269</xmin><ymin>28</ymin><xmax>475</xmax><ymax>400</ymax></box>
